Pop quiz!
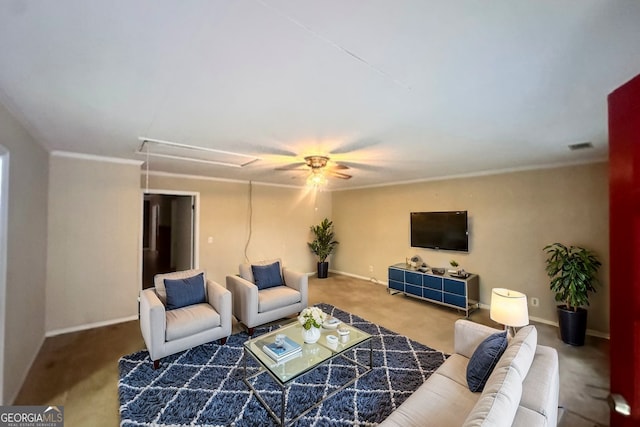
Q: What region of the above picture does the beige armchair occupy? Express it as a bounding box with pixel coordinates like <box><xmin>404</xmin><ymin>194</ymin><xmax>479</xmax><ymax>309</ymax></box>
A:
<box><xmin>140</xmin><ymin>269</ymin><xmax>232</xmax><ymax>369</ymax></box>
<box><xmin>226</xmin><ymin>259</ymin><xmax>308</xmax><ymax>335</ymax></box>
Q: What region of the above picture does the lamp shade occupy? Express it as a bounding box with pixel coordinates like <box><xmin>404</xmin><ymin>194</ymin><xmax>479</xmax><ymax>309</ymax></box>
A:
<box><xmin>490</xmin><ymin>288</ymin><xmax>529</xmax><ymax>327</ymax></box>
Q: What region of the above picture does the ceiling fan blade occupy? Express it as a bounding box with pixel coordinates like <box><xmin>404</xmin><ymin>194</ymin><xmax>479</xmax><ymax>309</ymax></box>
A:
<box><xmin>274</xmin><ymin>162</ymin><xmax>306</xmax><ymax>171</ymax></box>
<box><xmin>329</xmin><ymin>138</ymin><xmax>380</xmax><ymax>155</ymax></box>
<box><xmin>329</xmin><ymin>162</ymin><xmax>350</xmax><ymax>170</ymax></box>
<box><xmin>243</xmin><ymin>143</ymin><xmax>299</xmax><ymax>158</ymax></box>
<box><xmin>336</xmin><ymin>161</ymin><xmax>385</xmax><ymax>172</ymax></box>
<box><xmin>328</xmin><ymin>170</ymin><xmax>352</xmax><ymax>180</ymax></box>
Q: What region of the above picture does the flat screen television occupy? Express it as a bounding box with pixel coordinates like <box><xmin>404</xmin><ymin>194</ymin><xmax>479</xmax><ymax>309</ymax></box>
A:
<box><xmin>410</xmin><ymin>211</ymin><xmax>469</xmax><ymax>252</ymax></box>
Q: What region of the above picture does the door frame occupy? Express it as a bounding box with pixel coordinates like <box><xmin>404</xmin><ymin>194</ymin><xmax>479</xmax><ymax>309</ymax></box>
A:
<box><xmin>139</xmin><ymin>189</ymin><xmax>200</xmax><ymax>290</ymax></box>
<box><xmin>0</xmin><ymin>147</ymin><xmax>9</xmax><ymax>404</ymax></box>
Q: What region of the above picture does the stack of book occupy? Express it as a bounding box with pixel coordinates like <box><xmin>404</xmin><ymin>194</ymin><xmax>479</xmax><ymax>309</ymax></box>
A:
<box><xmin>262</xmin><ymin>336</ymin><xmax>302</xmax><ymax>362</ymax></box>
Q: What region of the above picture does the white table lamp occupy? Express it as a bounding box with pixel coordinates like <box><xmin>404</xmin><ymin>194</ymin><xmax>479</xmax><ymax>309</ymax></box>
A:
<box><xmin>490</xmin><ymin>288</ymin><xmax>529</xmax><ymax>335</ymax></box>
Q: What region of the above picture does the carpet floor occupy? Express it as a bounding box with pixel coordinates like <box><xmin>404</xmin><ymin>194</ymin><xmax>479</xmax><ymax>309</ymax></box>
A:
<box><xmin>118</xmin><ymin>303</ymin><xmax>447</xmax><ymax>426</ymax></box>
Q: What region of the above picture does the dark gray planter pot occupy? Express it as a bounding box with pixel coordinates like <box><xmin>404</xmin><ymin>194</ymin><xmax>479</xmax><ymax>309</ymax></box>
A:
<box><xmin>557</xmin><ymin>305</ymin><xmax>588</xmax><ymax>346</ymax></box>
<box><xmin>317</xmin><ymin>262</ymin><xmax>329</xmax><ymax>279</ymax></box>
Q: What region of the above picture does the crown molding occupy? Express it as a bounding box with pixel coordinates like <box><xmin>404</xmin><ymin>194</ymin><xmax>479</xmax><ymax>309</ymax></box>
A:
<box><xmin>142</xmin><ymin>170</ymin><xmax>314</xmax><ymax>190</ymax></box>
<box><xmin>333</xmin><ymin>158</ymin><xmax>607</xmax><ymax>192</ymax></box>
<box><xmin>51</xmin><ymin>150</ymin><xmax>144</xmax><ymax>166</ymax></box>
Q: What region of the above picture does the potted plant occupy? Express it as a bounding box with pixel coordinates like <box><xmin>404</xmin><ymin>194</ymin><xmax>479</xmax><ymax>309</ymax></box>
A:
<box><xmin>543</xmin><ymin>243</ymin><xmax>602</xmax><ymax>346</ymax></box>
<box><xmin>308</xmin><ymin>218</ymin><xmax>339</xmax><ymax>279</ymax></box>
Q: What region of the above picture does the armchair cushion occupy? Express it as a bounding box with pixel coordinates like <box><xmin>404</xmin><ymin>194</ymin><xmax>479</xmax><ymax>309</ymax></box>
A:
<box><xmin>165</xmin><ymin>303</ymin><xmax>221</xmax><ymax>341</ymax></box>
<box><xmin>164</xmin><ymin>272</ymin><xmax>206</xmax><ymax>310</ymax></box>
<box><xmin>252</xmin><ymin>261</ymin><xmax>284</xmax><ymax>290</ymax></box>
<box><xmin>258</xmin><ymin>286</ymin><xmax>302</xmax><ymax>312</ymax></box>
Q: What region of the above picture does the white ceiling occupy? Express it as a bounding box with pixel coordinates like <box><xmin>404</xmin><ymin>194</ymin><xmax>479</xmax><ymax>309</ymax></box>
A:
<box><xmin>1</xmin><ymin>0</ymin><xmax>639</xmax><ymax>189</ymax></box>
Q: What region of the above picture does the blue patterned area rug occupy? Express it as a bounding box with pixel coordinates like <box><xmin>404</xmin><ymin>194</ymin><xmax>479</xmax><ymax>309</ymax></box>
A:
<box><xmin>119</xmin><ymin>303</ymin><xmax>447</xmax><ymax>426</ymax></box>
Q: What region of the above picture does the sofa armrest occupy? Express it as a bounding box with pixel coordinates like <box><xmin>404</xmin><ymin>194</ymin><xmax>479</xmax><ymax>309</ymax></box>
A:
<box><xmin>454</xmin><ymin>319</ymin><xmax>502</xmax><ymax>358</ymax></box>
<box><xmin>206</xmin><ymin>279</ymin><xmax>232</xmax><ymax>332</ymax></box>
<box><xmin>139</xmin><ymin>288</ymin><xmax>167</xmax><ymax>360</ymax></box>
<box><xmin>226</xmin><ymin>275</ymin><xmax>259</xmax><ymax>325</ymax></box>
<box><xmin>282</xmin><ymin>267</ymin><xmax>308</xmax><ymax>307</ymax></box>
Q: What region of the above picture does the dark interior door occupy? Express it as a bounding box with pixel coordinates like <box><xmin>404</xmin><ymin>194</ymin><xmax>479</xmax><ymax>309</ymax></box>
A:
<box><xmin>142</xmin><ymin>194</ymin><xmax>195</xmax><ymax>289</ymax></box>
<box><xmin>608</xmin><ymin>72</ymin><xmax>640</xmax><ymax>425</ymax></box>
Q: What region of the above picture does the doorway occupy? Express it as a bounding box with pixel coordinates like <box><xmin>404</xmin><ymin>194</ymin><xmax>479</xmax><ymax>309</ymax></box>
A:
<box><xmin>141</xmin><ymin>191</ymin><xmax>199</xmax><ymax>289</ymax></box>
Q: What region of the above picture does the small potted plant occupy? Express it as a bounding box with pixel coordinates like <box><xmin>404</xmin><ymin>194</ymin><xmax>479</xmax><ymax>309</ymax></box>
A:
<box><xmin>543</xmin><ymin>243</ymin><xmax>602</xmax><ymax>346</ymax></box>
<box><xmin>308</xmin><ymin>218</ymin><xmax>339</xmax><ymax>279</ymax></box>
<box><xmin>449</xmin><ymin>260</ymin><xmax>466</xmax><ymax>277</ymax></box>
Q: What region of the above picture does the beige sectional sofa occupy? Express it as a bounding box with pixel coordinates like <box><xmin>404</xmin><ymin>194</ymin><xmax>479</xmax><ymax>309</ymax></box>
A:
<box><xmin>381</xmin><ymin>320</ymin><xmax>559</xmax><ymax>427</ymax></box>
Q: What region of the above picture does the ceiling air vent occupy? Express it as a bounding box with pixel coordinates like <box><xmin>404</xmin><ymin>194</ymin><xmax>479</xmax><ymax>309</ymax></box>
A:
<box><xmin>568</xmin><ymin>142</ymin><xmax>594</xmax><ymax>151</ymax></box>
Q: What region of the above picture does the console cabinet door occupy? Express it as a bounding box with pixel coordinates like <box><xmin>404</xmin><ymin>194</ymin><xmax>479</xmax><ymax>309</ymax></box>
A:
<box><xmin>423</xmin><ymin>287</ymin><xmax>443</xmax><ymax>302</ymax></box>
<box><xmin>423</xmin><ymin>275</ymin><xmax>443</xmax><ymax>290</ymax></box>
<box><xmin>404</xmin><ymin>272</ymin><xmax>422</xmax><ymax>297</ymax></box>
<box><xmin>388</xmin><ymin>268</ymin><xmax>405</xmax><ymax>292</ymax></box>
<box><xmin>443</xmin><ymin>279</ymin><xmax>465</xmax><ymax>295</ymax></box>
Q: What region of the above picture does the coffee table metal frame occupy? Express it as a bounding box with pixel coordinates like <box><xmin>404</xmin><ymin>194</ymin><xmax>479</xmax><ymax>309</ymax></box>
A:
<box><xmin>242</xmin><ymin>320</ymin><xmax>373</xmax><ymax>426</ymax></box>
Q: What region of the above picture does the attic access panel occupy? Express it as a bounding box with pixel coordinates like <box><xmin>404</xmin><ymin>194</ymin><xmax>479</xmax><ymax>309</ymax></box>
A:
<box><xmin>137</xmin><ymin>137</ymin><xmax>260</xmax><ymax>168</ymax></box>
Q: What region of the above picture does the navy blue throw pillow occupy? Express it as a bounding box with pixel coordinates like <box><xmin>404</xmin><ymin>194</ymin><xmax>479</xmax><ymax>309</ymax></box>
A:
<box><xmin>466</xmin><ymin>331</ymin><xmax>508</xmax><ymax>392</ymax></box>
<box><xmin>164</xmin><ymin>273</ymin><xmax>206</xmax><ymax>310</ymax></box>
<box><xmin>252</xmin><ymin>262</ymin><xmax>283</xmax><ymax>290</ymax></box>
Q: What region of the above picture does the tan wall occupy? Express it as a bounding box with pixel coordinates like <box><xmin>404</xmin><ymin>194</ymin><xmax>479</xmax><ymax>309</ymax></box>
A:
<box><xmin>0</xmin><ymin>102</ymin><xmax>49</xmax><ymax>403</ymax></box>
<box><xmin>46</xmin><ymin>155</ymin><xmax>142</xmax><ymax>332</ymax></box>
<box><xmin>144</xmin><ymin>175</ymin><xmax>332</xmax><ymax>285</ymax></box>
<box><xmin>332</xmin><ymin>163</ymin><xmax>609</xmax><ymax>334</ymax></box>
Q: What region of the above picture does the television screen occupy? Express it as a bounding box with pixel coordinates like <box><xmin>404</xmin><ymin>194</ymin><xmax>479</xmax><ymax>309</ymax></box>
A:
<box><xmin>410</xmin><ymin>211</ymin><xmax>468</xmax><ymax>252</ymax></box>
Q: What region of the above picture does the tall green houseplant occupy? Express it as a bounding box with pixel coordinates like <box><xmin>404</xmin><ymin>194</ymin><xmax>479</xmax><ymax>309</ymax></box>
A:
<box><xmin>308</xmin><ymin>218</ymin><xmax>339</xmax><ymax>279</ymax></box>
<box><xmin>543</xmin><ymin>242</ymin><xmax>601</xmax><ymax>345</ymax></box>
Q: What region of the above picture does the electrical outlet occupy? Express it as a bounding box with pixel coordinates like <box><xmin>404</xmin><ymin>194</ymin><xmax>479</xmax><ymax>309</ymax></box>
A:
<box><xmin>369</xmin><ymin>265</ymin><xmax>374</xmax><ymax>273</ymax></box>
<box><xmin>531</xmin><ymin>297</ymin><xmax>540</xmax><ymax>307</ymax></box>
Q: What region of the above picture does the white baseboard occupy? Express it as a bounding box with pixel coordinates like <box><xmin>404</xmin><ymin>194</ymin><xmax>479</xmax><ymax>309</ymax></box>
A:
<box><xmin>329</xmin><ymin>269</ymin><xmax>386</xmax><ymax>286</ymax></box>
<box><xmin>45</xmin><ymin>314</ymin><xmax>139</xmax><ymax>338</ymax></box>
<box><xmin>479</xmin><ymin>302</ymin><xmax>610</xmax><ymax>339</ymax></box>
<box><xmin>333</xmin><ymin>271</ymin><xmax>609</xmax><ymax>340</ymax></box>
<box><xmin>528</xmin><ymin>316</ymin><xmax>609</xmax><ymax>339</ymax></box>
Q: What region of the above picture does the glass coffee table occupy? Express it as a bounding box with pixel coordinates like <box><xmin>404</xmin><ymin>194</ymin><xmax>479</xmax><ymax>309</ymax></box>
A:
<box><xmin>243</xmin><ymin>320</ymin><xmax>372</xmax><ymax>426</ymax></box>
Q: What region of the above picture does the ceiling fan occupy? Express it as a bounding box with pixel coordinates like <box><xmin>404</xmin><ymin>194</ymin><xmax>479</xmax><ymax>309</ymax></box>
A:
<box><xmin>275</xmin><ymin>155</ymin><xmax>352</xmax><ymax>180</ymax></box>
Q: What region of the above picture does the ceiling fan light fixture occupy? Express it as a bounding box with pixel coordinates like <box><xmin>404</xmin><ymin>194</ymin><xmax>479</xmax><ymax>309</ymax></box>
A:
<box><xmin>304</xmin><ymin>155</ymin><xmax>329</xmax><ymax>169</ymax></box>
<box><xmin>306</xmin><ymin>169</ymin><xmax>328</xmax><ymax>188</ymax></box>
<box><xmin>275</xmin><ymin>153</ymin><xmax>352</xmax><ymax>183</ymax></box>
